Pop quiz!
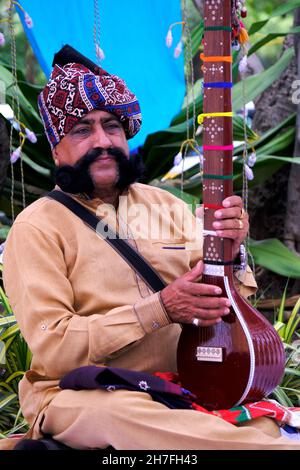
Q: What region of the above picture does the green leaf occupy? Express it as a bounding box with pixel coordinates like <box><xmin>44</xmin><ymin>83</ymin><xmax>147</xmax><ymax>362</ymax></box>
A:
<box><xmin>0</xmin><ymin>392</ymin><xmax>17</xmax><ymax>410</ymax></box>
<box><xmin>0</xmin><ymin>65</ymin><xmax>41</xmax><ymax>123</ymax></box>
<box><xmin>249</xmin><ymin>238</ymin><xmax>300</xmax><ymax>278</ymax></box>
<box><xmin>0</xmin><ymin>325</ymin><xmax>20</xmax><ymax>342</ymax></box>
<box><xmin>0</xmin><ymin>317</ymin><xmax>16</xmax><ymax>328</ymax></box>
<box><xmin>0</xmin><ymin>287</ymin><xmax>13</xmax><ymax>315</ymax></box>
<box><xmin>233</xmin><ymin>155</ymin><xmax>300</xmax><ymax>189</ymax></box>
<box><xmin>21</xmin><ymin>151</ymin><xmax>51</xmax><ymax>177</ymax></box>
<box><xmin>271</xmin><ymin>386</ymin><xmax>294</xmax><ymax>407</ymax></box>
<box><xmin>232</xmin><ymin>49</ymin><xmax>295</xmax><ymax>111</ymax></box>
<box><xmin>285</xmin><ymin>367</ymin><xmax>300</xmax><ymax>378</ymax></box>
<box><xmin>278</xmin><ymin>282</ymin><xmax>289</xmax><ymax>324</ymax></box>
<box><xmin>251</xmin><ymin>114</ymin><xmax>296</xmax><ymax>151</ymax></box>
<box><xmin>4</xmin><ymin>371</ymin><xmax>25</xmax><ymax>384</ymax></box>
<box><xmin>274</xmin><ymin>321</ymin><xmax>286</xmax><ymax>338</ymax></box>
<box><xmin>190</xmin><ymin>22</ymin><xmax>204</xmax><ymax>59</ymax></box>
<box><xmin>248</xmin><ymin>1</ymin><xmax>300</xmax><ymax>35</ymax></box>
<box><xmin>285</xmin><ymin>297</ymin><xmax>300</xmax><ymax>343</ymax></box>
<box><xmin>248</xmin><ymin>26</ymin><xmax>300</xmax><ymax>56</ymax></box>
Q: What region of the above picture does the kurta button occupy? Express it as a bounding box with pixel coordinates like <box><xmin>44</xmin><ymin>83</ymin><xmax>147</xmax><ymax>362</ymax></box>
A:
<box><xmin>41</xmin><ymin>324</ymin><xmax>47</xmax><ymax>330</ymax></box>
<box><xmin>152</xmin><ymin>321</ymin><xmax>160</xmax><ymax>329</ymax></box>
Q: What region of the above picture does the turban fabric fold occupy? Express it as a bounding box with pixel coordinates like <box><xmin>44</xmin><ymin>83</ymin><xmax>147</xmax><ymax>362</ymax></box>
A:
<box><xmin>38</xmin><ymin>46</ymin><xmax>142</xmax><ymax>149</ymax></box>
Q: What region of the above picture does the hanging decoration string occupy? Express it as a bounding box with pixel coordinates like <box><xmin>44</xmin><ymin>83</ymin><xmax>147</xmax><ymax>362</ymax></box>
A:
<box><xmin>232</xmin><ymin>0</ymin><xmax>254</xmax><ymax>274</ymax></box>
<box><xmin>8</xmin><ymin>0</ymin><xmax>26</xmax><ymax>218</ymax></box>
<box><xmin>93</xmin><ymin>0</ymin><xmax>105</xmax><ymax>63</ymax></box>
<box><xmin>178</xmin><ymin>0</ymin><xmax>201</xmax><ymax>193</ymax></box>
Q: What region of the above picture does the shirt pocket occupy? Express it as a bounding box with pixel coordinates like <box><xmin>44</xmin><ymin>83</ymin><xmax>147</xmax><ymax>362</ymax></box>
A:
<box><xmin>138</xmin><ymin>239</ymin><xmax>191</xmax><ymax>284</ymax></box>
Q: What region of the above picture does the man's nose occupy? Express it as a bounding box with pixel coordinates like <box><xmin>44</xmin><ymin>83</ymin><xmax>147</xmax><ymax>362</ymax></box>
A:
<box><xmin>92</xmin><ymin>127</ymin><xmax>113</xmax><ymax>149</ymax></box>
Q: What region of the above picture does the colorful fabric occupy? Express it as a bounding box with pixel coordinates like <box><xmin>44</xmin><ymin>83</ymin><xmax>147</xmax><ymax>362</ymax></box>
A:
<box><xmin>156</xmin><ymin>372</ymin><xmax>300</xmax><ymax>429</ymax></box>
<box><xmin>60</xmin><ymin>366</ymin><xmax>300</xmax><ymax>431</ymax></box>
<box><xmin>60</xmin><ymin>366</ymin><xmax>196</xmax><ymax>410</ymax></box>
<box><xmin>38</xmin><ymin>62</ymin><xmax>142</xmax><ymax>149</ymax></box>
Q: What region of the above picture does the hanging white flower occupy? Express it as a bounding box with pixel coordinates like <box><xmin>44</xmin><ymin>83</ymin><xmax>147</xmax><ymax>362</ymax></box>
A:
<box><xmin>95</xmin><ymin>44</ymin><xmax>105</xmax><ymax>60</ymax></box>
<box><xmin>174</xmin><ymin>40</ymin><xmax>183</xmax><ymax>59</ymax></box>
<box><xmin>166</xmin><ymin>29</ymin><xmax>173</xmax><ymax>48</ymax></box>
<box><xmin>174</xmin><ymin>151</ymin><xmax>183</xmax><ymax>166</ymax></box>
<box><xmin>245</xmin><ymin>164</ymin><xmax>254</xmax><ymax>180</ymax></box>
<box><xmin>247</xmin><ymin>152</ymin><xmax>257</xmax><ymax>168</ymax></box>
<box><xmin>10</xmin><ymin>146</ymin><xmax>22</xmax><ymax>164</ymax></box>
<box><xmin>25</xmin><ymin>128</ymin><xmax>37</xmax><ymax>143</ymax></box>
<box><xmin>238</xmin><ymin>55</ymin><xmax>248</xmax><ymax>76</ymax></box>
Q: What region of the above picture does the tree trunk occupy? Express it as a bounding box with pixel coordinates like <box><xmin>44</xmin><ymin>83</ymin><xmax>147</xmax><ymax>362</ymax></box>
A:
<box><xmin>284</xmin><ymin>8</ymin><xmax>300</xmax><ymax>256</ymax></box>
<box><xmin>249</xmin><ymin>34</ymin><xmax>297</xmax><ymax>241</ymax></box>
<box><xmin>249</xmin><ymin>33</ymin><xmax>298</xmax><ymax>297</ymax></box>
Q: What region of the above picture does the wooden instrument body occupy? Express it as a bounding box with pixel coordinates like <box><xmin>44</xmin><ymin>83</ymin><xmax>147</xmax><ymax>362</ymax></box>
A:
<box><xmin>177</xmin><ymin>0</ymin><xmax>285</xmax><ymax>410</ymax></box>
<box><xmin>177</xmin><ymin>268</ymin><xmax>285</xmax><ymax>410</ymax></box>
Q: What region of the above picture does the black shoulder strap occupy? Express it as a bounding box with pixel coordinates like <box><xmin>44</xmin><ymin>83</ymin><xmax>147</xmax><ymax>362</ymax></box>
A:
<box><xmin>47</xmin><ymin>190</ymin><xmax>166</xmax><ymax>292</ymax></box>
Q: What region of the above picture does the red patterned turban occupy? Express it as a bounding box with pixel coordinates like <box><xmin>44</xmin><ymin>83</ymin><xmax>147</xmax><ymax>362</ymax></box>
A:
<box><xmin>38</xmin><ymin>62</ymin><xmax>142</xmax><ymax>149</ymax></box>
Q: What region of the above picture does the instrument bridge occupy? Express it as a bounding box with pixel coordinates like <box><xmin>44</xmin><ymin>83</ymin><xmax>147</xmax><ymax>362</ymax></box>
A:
<box><xmin>196</xmin><ymin>346</ymin><xmax>223</xmax><ymax>362</ymax></box>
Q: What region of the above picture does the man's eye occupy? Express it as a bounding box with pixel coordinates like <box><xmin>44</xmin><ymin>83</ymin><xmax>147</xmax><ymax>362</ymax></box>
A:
<box><xmin>74</xmin><ymin>128</ymin><xmax>89</xmax><ymax>135</ymax></box>
<box><xmin>105</xmin><ymin>123</ymin><xmax>120</xmax><ymax>130</ymax></box>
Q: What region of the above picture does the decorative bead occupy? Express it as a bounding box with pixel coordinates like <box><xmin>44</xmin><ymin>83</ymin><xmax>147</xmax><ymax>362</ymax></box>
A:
<box><xmin>241</xmin><ymin>7</ymin><xmax>247</xmax><ymax>18</ymax></box>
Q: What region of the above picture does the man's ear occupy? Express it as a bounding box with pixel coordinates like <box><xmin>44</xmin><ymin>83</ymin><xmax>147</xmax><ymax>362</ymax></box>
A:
<box><xmin>52</xmin><ymin>147</ymin><xmax>59</xmax><ymax>166</ymax></box>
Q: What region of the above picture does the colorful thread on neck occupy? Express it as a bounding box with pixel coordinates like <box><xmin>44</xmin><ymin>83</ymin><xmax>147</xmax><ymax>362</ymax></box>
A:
<box><xmin>203</xmin><ymin>145</ymin><xmax>234</xmax><ymax>151</ymax></box>
<box><xmin>203</xmin><ymin>174</ymin><xmax>233</xmax><ymax>180</ymax></box>
<box><xmin>198</xmin><ymin>112</ymin><xmax>233</xmax><ymax>125</ymax></box>
<box><xmin>200</xmin><ymin>53</ymin><xmax>232</xmax><ymax>63</ymax></box>
<box><xmin>203</xmin><ymin>82</ymin><xmax>233</xmax><ymax>88</ymax></box>
<box><xmin>204</xmin><ymin>203</ymin><xmax>224</xmax><ymax>210</ymax></box>
<box><xmin>204</xmin><ymin>26</ymin><xmax>232</xmax><ymax>32</ymax></box>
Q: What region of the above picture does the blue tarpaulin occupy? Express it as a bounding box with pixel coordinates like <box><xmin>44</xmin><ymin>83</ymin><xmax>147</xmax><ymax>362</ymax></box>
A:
<box><xmin>18</xmin><ymin>0</ymin><xmax>185</xmax><ymax>150</ymax></box>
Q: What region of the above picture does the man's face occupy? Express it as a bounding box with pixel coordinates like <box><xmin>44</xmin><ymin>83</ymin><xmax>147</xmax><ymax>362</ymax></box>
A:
<box><xmin>53</xmin><ymin>109</ymin><xmax>130</xmax><ymax>189</ymax></box>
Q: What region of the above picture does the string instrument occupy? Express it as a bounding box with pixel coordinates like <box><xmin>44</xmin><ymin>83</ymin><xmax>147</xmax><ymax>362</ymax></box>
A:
<box><xmin>177</xmin><ymin>0</ymin><xmax>285</xmax><ymax>410</ymax></box>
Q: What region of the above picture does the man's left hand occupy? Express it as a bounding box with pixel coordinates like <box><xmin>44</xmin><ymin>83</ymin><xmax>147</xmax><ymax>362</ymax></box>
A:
<box><xmin>195</xmin><ymin>195</ymin><xmax>249</xmax><ymax>258</ymax></box>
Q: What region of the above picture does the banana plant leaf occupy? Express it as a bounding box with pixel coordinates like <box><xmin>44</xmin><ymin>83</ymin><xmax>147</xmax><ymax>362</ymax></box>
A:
<box><xmin>248</xmin><ymin>114</ymin><xmax>295</xmax><ymax>150</ymax></box>
<box><xmin>248</xmin><ymin>1</ymin><xmax>300</xmax><ymax>35</ymax></box>
<box><xmin>0</xmin><ymin>65</ymin><xmax>41</xmax><ymax>125</ymax></box>
<box><xmin>233</xmin><ymin>155</ymin><xmax>300</xmax><ymax>189</ymax></box>
<box><xmin>248</xmin><ymin>26</ymin><xmax>300</xmax><ymax>57</ymax></box>
<box><xmin>249</xmin><ymin>238</ymin><xmax>300</xmax><ymax>278</ymax></box>
<box><xmin>232</xmin><ymin>48</ymin><xmax>295</xmax><ymax>111</ymax></box>
<box><xmin>190</xmin><ymin>22</ymin><xmax>204</xmax><ymax>59</ymax></box>
<box><xmin>143</xmin><ymin>116</ymin><xmax>258</xmax><ymax>181</ymax></box>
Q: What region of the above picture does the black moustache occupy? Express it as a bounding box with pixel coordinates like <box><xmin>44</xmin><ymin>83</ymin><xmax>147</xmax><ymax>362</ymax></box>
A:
<box><xmin>54</xmin><ymin>147</ymin><xmax>146</xmax><ymax>195</ymax></box>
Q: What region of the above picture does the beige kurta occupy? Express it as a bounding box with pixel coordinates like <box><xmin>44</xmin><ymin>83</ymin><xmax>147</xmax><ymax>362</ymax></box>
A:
<box><xmin>3</xmin><ymin>182</ymin><xmax>264</xmax><ymax>449</ymax></box>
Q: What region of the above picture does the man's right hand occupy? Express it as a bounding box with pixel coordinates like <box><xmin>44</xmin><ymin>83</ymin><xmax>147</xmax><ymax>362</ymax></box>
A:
<box><xmin>160</xmin><ymin>260</ymin><xmax>231</xmax><ymax>327</ymax></box>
